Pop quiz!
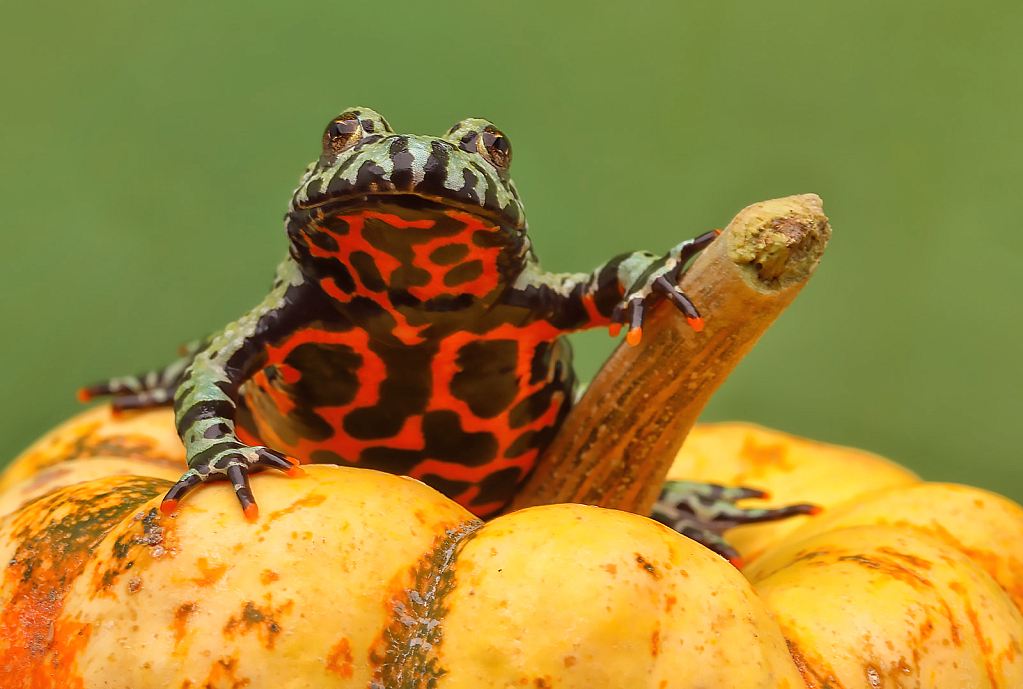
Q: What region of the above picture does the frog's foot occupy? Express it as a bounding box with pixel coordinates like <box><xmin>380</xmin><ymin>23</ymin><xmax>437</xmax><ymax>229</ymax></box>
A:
<box><xmin>651</xmin><ymin>480</ymin><xmax>821</xmax><ymax>568</ymax></box>
<box><xmin>608</xmin><ymin>229</ymin><xmax>721</xmax><ymax>345</ymax></box>
<box><xmin>78</xmin><ymin>342</ymin><xmax>202</xmax><ymax>412</ymax></box>
<box><xmin>161</xmin><ymin>444</ymin><xmax>304</xmax><ymax>520</ymax></box>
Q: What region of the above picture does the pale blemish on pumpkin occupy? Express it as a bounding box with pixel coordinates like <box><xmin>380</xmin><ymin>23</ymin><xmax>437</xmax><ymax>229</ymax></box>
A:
<box><xmin>325</xmin><ymin>637</ymin><xmax>355</xmax><ymax>678</ymax></box>
<box><xmin>650</xmin><ymin>624</ymin><xmax>661</xmax><ymax>657</ymax></box>
<box><xmin>739</xmin><ymin>435</ymin><xmax>793</xmax><ymax>475</ymax></box>
<box><xmin>191</xmin><ymin>557</ymin><xmax>228</xmax><ymax>586</ymax></box>
<box><xmin>664</xmin><ymin>594</ymin><xmax>677</xmax><ymax>613</ymax></box>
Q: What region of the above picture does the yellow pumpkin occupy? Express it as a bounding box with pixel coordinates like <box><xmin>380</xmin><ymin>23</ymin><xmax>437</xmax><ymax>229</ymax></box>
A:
<box><xmin>0</xmin><ymin>406</ymin><xmax>802</xmax><ymax>688</ymax></box>
<box><xmin>2</xmin><ymin>405</ymin><xmax>1022</xmax><ymax>688</ymax></box>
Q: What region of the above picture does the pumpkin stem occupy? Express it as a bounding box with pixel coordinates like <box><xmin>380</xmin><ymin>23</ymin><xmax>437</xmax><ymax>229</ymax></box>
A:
<box><xmin>508</xmin><ymin>194</ymin><xmax>832</xmax><ymax>518</ymax></box>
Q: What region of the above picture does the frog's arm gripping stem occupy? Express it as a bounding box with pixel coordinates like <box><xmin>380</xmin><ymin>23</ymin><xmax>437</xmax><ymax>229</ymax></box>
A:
<box><xmin>504</xmin><ymin>230</ymin><xmax>720</xmax><ymax>343</ymax></box>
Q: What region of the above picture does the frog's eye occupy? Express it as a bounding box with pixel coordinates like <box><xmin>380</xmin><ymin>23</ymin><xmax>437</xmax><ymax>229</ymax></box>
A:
<box><xmin>322</xmin><ymin>115</ymin><xmax>363</xmax><ymax>156</ymax></box>
<box><xmin>476</xmin><ymin>127</ymin><xmax>512</xmax><ymax>170</ymax></box>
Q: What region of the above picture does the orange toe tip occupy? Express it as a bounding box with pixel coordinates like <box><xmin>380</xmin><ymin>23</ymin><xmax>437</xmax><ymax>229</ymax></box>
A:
<box><xmin>714</xmin><ymin>228</ymin><xmax>723</xmax><ymax>235</ymax></box>
<box><xmin>160</xmin><ymin>500</ymin><xmax>179</xmax><ymax>515</ymax></box>
<box><xmin>608</xmin><ymin>324</ymin><xmax>622</xmax><ymax>338</ymax></box>
<box><xmin>808</xmin><ymin>505</ymin><xmax>825</xmax><ymax>516</ymax></box>
<box><xmin>758</xmin><ymin>489</ymin><xmax>772</xmax><ymax>501</ymax></box>
<box><xmin>729</xmin><ymin>556</ymin><xmax>745</xmax><ymax>570</ymax></box>
<box><xmin>76</xmin><ymin>388</ymin><xmax>93</xmax><ymax>403</ymax></box>
<box><xmin>243</xmin><ymin>504</ymin><xmax>259</xmax><ymax>521</ymax></box>
<box><xmin>686</xmin><ymin>316</ymin><xmax>704</xmax><ymax>332</ymax></box>
<box><xmin>626</xmin><ymin>327</ymin><xmax>643</xmax><ymax>346</ymax></box>
<box><xmin>286</xmin><ymin>466</ymin><xmax>306</xmax><ymax>478</ymax></box>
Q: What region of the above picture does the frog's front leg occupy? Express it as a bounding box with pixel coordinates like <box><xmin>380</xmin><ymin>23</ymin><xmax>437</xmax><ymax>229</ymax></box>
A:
<box><xmin>163</xmin><ymin>259</ymin><xmax>312</xmax><ymax>519</ymax></box>
<box><xmin>507</xmin><ymin>229</ymin><xmax>720</xmax><ymax>339</ymax></box>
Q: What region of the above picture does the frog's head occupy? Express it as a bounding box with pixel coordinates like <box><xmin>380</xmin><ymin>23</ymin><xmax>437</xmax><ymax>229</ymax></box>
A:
<box><xmin>289</xmin><ymin>107</ymin><xmax>525</xmax><ymax>232</ymax></box>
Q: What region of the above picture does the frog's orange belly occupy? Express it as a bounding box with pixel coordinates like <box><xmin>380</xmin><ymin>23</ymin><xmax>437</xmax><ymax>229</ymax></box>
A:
<box><xmin>236</xmin><ymin>328</ymin><xmax>574</xmax><ymax>518</ymax></box>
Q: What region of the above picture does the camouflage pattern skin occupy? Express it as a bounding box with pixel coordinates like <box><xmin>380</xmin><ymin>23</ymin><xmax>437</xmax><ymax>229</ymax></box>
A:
<box><xmin>82</xmin><ymin>107</ymin><xmax>717</xmax><ymax>522</ymax></box>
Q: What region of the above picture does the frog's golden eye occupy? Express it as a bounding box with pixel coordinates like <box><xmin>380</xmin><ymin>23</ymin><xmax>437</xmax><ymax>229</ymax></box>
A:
<box><xmin>322</xmin><ymin>115</ymin><xmax>363</xmax><ymax>156</ymax></box>
<box><xmin>477</xmin><ymin>127</ymin><xmax>511</xmax><ymax>169</ymax></box>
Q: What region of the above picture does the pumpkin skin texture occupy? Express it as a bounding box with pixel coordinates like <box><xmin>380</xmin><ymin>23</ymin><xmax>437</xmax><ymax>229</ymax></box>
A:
<box><xmin>745</xmin><ymin>525</ymin><xmax>1023</xmax><ymax>688</ymax></box>
<box><xmin>667</xmin><ymin>423</ymin><xmax>920</xmax><ymax>563</ymax></box>
<box><xmin>436</xmin><ymin>504</ymin><xmax>803</xmax><ymax>688</ymax></box>
<box><xmin>0</xmin><ymin>465</ymin><xmax>802</xmax><ymax>688</ymax></box>
<box><xmin>0</xmin><ymin>405</ymin><xmax>184</xmax><ymax>519</ymax></box>
<box><xmin>765</xmin><ymin>482</ymin><xmax>1023</xmax><ymax>616</ymax></box>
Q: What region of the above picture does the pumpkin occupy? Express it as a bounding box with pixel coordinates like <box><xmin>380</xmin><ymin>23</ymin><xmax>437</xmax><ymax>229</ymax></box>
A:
<box><xmin>1</xmin><ymin>405</ymin><xmax>1021</xmax><ymax>688</ymax></box>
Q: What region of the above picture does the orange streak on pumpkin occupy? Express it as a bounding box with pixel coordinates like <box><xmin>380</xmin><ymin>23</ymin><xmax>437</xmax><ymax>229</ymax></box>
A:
<box><xmin>191</xmin><ymin>557</ymin><xmax>228</xmax><ymax>587</ymax></box>
<box><xmin>325</xmin><ymin>637</ymin><xmax>355</xmax><ymax>678</ymax></box>
<box><xmin>0</xmin><ymin>478</ymin><xmax>163</xmax><ymax>688</ymax></box>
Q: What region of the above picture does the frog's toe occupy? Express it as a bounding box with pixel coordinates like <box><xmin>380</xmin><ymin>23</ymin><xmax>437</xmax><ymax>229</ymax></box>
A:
<box><xmin>254</xmin><ymin>447</ymin><xmax>305</xmax><ymax>477</ymax></box>
<box><xmin>609</xmin><ymin>297</ymin><xmax>648</xmax><ymax>345</ymax></box>
<box><xmin>651</xmin><ymin>480</ymin><xmax>821</xmax><ymax>567</ymax></box>
<box><xmin>651</xmin><ymin>276</ymin><xmax>703</xmax><ymax>332</ymax></box>
<box><xmin>226</xmin><ymin>464</ymin><xmax>259</xmax><ymax>520</ymax></box>
<box><xmin>160</xmin><ymin>470</ymin><xmax>204</xmax><ymax>515</ymax></box>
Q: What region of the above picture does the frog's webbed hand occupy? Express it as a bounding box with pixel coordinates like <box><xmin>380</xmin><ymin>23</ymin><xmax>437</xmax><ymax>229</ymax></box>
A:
<box><xmin>505</xmin><ymin>230</ymin><xmax>720</xmax><ymax>341</ymax></box>
<box><xmin>651</xmin><ymin>481</ymin><xmax>821</xmax><ymax>567</ymax></box>
<box><xmin>162</xmin><ymin>258</ymin><xmax>311</xmax><ymax>519</ymax></box>
<box><xmin>608</xmin><ymin>229</ymin><xmax>720</xmax><ymax>345</ymax></box>
<box><xmin>78</xmin><ymin>340</ymin><xmax>204</xmax><ymax>412</ymax></box>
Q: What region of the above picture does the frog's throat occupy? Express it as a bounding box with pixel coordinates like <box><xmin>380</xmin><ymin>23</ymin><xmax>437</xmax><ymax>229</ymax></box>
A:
<box><xmin>293</xmin><ymin>191</ymin><xmax>525</xmax><ymax>233</ymax></box>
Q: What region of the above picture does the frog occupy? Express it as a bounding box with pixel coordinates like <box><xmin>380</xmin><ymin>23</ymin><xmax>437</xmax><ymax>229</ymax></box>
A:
<box><xmin>82</xmin><ymin>107</ymin><xmax>813</xmax><ymax>562</ymax></box>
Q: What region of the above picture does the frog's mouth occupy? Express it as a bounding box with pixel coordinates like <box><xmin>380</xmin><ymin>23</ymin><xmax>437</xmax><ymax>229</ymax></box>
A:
<box><xmin>297</xmin><ymin>191</ymin><xmax>523</xmax><ymax>232</ymax></box>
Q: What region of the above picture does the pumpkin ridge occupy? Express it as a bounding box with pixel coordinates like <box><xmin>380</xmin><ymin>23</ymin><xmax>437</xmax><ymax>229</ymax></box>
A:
<box><xmin>370</xmin><ymin>517</ymin><xmax>483</xmax><ymax>689</ymax></box>
<box><xmin>0</xmin><ymin>476</ymin><xmax>167</xmax><ymax>688</ymax></box>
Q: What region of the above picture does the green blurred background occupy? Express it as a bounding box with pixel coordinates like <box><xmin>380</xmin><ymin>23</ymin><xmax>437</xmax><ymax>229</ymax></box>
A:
<box><xmin>1</xmin><ymin>0</ymin><xmax>1020</xmax><ymax>501</ymax></box>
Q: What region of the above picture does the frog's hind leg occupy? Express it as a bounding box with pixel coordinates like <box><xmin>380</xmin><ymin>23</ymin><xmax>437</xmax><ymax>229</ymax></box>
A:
<box><xmin>78</xmin><ymin>340</ymin><xmax>203</xmax><ymax>412</ymax></box>
<box><xmin>651</xmin><ymin>481</ymin><xmax>821</xmax><ymax>568</ymax></box>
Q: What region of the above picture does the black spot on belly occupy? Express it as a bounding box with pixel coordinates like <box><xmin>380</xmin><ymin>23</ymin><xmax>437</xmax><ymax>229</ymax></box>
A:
<box><xmin>529</xmin><ymin>341</ymin><xmax>551</xmax><ymax>385</ymax></box>
<box><xmin>343</xmin><ymin>405</ymin><xmax>408</xmax><ymax>440</ymax></box>
<box><xmin>342</xmin><ymin>340</ymin><xmax>436</xmax><ymax>439</ymax></box>
<box><xmin>320</xmin><ymin>214</ymin><xmax>351</xmax><ymax>237</ymax></box>
<box><xmin>358</xmin><ymin>447</ymin><xmax>423</xmax><ymax>475</ymax></box>
<box><xmin>349</xmin><ymin>251</ymin><xmax>386</xmax><ymax>292</ymax></box>
<box><xmin>506</xmin><ymin>424</ymin><xmax>558</xmax><ymax>460</ymax></box>
<box><xmin>309</xmin><ymin>449</ymin><xmax>353</xmax><ymax>465</ymax></box>
<box><xmin>422</xmin><ymin>410</ymin><xmax>498</xmax><ymax>467</ymax></box>
<box><xmin>307</xmin><ymin>227</ymin><xmax>340</xmax><ymax>253</ymax></box>
<box><xmin>281</xmin><ymin>342</ymin><xmax>362</xmax><ymax>407</ymax></box>
<box><xmin>243</xmin><ymin>381</ymin><xmax>335</xmax><ymax>446</ymax></box>
<box><xmin>429</xmin><ymin>243</ymin><xmax>469</xmax><ymax>266</ymax></box>
<box><xmin>443</xmin><ymin>260</ymin><xmax>484</xmax><ymax>288</ymax></box>
<box><xmin>450</xmin><ymin>340</ymin><xmax>519</xmax><ymax>418</ymax></box>
<box><xmin>469</xmin><ymin>466</ymin><xmax>524</xmax><ymax>508</ymax></box>
<box><xmin>418</xmin><ymin>474</ymin><xmax>473</xmax><ymax>500</ymax></box>
<box><xmin>508</xmin><ymin>384</ymin><xmax>557</xmax><ymax>429</ymax></box>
